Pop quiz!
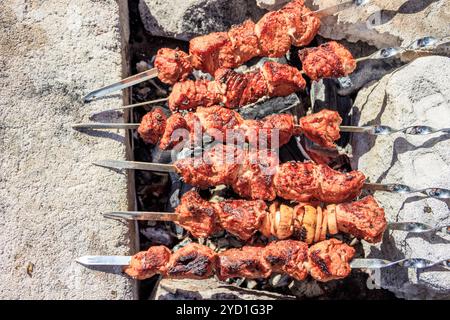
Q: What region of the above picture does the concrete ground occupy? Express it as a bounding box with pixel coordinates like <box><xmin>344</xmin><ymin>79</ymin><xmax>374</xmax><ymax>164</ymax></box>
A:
<box><xmin>0</xmin><ymin>0</ymin><xmax>136</xmax><ymax>299</ymax></box>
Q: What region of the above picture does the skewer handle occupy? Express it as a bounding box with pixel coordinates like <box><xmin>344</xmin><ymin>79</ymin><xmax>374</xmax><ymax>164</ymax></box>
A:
<box><xmin>72</xmin><ymin>123</ymin><xmax>140</xmax><ymax>130</ymax></box>
<box><xmin>83</xmin><ymin>68</ymin><xmax>159</xmax><ymax>102</ymax></box>
<box><xmin>93</xmin><ymin>160</ymin><xmax>175</xmax><ymax>172</ymax></box>
<box><xmin>103</xmin><ymin>211</ymin><xmax>178</xmax><ymax>221</ymax></box>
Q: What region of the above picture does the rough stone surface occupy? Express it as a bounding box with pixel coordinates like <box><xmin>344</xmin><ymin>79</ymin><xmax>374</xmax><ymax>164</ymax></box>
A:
<box><xmin>256</xmin><ymin>0</ymin><xmax>290</xmax><ymax>10</ymax></box>
<box><xmin>351</xmin><ymin>56</ymin><xmax>450</xmax><ymax>299</ymax></box>
<box><xmin>0</xmin><ymin>0</ymin><xmax>136</xmax><ymax>299</ymax></box>
<box><xmin>155</xmin><ymin>278</ymin><xmax>295</xmax><ymax>299</ymax></box>
<box><xmin>306</xmin><ymin>0</ymin><xmax>450</xmax><ymax>48</ymax></box>
<box><xmin>139</xmin><ymin>0</ymin><xmax>265</xmax><ymax>41</ymax></box>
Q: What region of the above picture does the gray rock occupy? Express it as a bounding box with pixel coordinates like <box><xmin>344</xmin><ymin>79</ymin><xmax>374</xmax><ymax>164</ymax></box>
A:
<box><xmin>154</xmin><ymin>278</ymin><xmax>295</xmax><ymax>299</ymax></box>
<box><xmin>256</xmin><ymin>0</ymin><xmax>290</xmax><ymax>10</ymax></box>
<box><xmin>306</xmin><ymin>0</ymin><xmax>450</xmax><ymax>48</ymax></box>
<box><xmin>351</xmin><ymin>56</ymin><xmax>450</xmax><ymax>299</ymax></box>
<box><xmin>139</xmin><ymin>0</ymin><xmax>265</xmax><ymax>41</ymax></box>
<box><xmin>0</xmin><ymin>0</ymin><xmax>135</xmax><ymax>299</ymax></box>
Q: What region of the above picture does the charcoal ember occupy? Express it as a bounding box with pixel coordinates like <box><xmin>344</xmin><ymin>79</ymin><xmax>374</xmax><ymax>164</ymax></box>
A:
<box><xmin>141</xmin><ymin>226</ymin><xmax>175</xmax><ymax>246</ymax></box>
<box><xmin>238</xmin><ymin>94</ymin><xmax>301</xmax><ymax>119</ymax></box>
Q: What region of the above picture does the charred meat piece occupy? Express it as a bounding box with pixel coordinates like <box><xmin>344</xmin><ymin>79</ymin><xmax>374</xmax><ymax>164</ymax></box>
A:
<box><xmin>189</xmin><ymin>32</ymin><xmax>234</xmax><ymax>75</ymax></box>
<box><xmin>214</xmin><ymin>68</ymin><xmax>250</xmax><ymax>108</ymax></box>
<box><xmin>255</xmin><ymin>11</ymin><xmax>292</xmax><ymax>57</ymax></box>
<box><xmin>258</xmin><ymin>113</ymin><xmax>295</xmax><ymax>147</ymax></box>
<box><xmin>274</xmin><ymin>161</ymin><xmax>318</xmax><ymax>202</ymax></box>
<box><xmin>174</xmin><ymin>144</ymin><xmax>243</xmax><ymax>188</ymax></box>
<box><xmin>137</xmin><ymin>108</ymin><xmax>167</xmax><ymax>145</ymax></box>
<box><xmin>228</xmin><ymin>20</ymin><xmax>261</xmax><ymax>64</ymax></box>
<box><xmin>261</xmin><ymin>61</ymin><xmax>306</xmax><ymax>97</ymax></box>
<box><xmin>279</xmin><ymin>0</ymin><xmax>306</xmax><ymax>46</ymax></box>
<box><xmin>263</xmin><ymin>240</ymin><xmax>309</xmax><ymax>281</ymax></box>
<box><xmin>217</xmin><ymin>246</ymin><xmax>272</xmax><ymax>280</ymax></box>
<box><xmin>335</xmin><ymin>195</ymin><xmax>387</xmax><ymax>243</ymax></box>
<box><xmin>154</xmin><ymin>48</ymin><xmax>193</xmax><ymax>85</ymax></box>
<box><xmin>299</xmin><ymin>41</ymin><xmax>356</xmax><ymax>80</ymax></box>
<box><xmin>166</xmin><ymin>243</ymin><xmax>217</xmax><ymax>280</ymax></box>
<box><xmin>308</xmin><ymin>239</ymin><xmax>355</xmax><ymax>282</ymax></box>
<box><xmin>215</xmin><ymin>200</ymin><xmax>268</xmax><ymax>240</ymax></box>
<box><xmin>232</xmin><ymin>149</ymin><xmax>279</xmax><ymax>200</ymax></box>
<box><xmin>159</xmin><ymin>113</ymin><xmax>189</xmax><ymax>150</ymax></box>
<box><xmin>168</xmin><ymin>62</ymin><xmax>305</xmax><ymax>111</ymax></box>
<box><xmin>314</xmin><ymin>164</ymin><xmax>366</xmax><ymax>203</ymax></box>
<box><xmin>168</xmin><ymin>79</ymin><xmax>222</xmax><ymax>111</ymax></box>
<box><xmin>124</xmin><ymin>246</ymin><xmax>171</xmax><ymax>280</ymax></box>
<box><xmin>298</xmin><ymin>109</ymin><xmax>342</xmax><ymax>148</ymax></box>
<box><xmin>196</xmin><ymin>106</ymin><xmax>245</xmax><ymax>141</ymax></box>
<box><xmin>239</xmin><ymin>71</ymin><xmax>269</xmax><ymax>106</ymax></box>
<box><xmin>175</xmin><ymin>190</ymin><xmax>220</xmax><ymax>238</ymax></box>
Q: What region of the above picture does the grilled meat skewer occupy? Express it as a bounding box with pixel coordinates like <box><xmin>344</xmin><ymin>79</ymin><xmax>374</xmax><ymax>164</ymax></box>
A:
<box><xmin>95</xmin><ymin>145</ymin><xmax>366</xmax><ymax>203</ymax></box>
<box><xmin>122</xmin><ymin>239</ymin><xmax>355</xmax><ymax>282</ymax></box>
<box><xmin>167</xmin><ymin>60</ymin><xmax>307</xmax><ymax>111</ymax></box>
<box><xmin>105</xmin><ymin>189</ymin><xmax>387</xmax><ymax>243</ymax></box>
<box><xmin>136</xmin><ymin>107</ymin><xmax>341</xmax><ymax>150</ymax></box>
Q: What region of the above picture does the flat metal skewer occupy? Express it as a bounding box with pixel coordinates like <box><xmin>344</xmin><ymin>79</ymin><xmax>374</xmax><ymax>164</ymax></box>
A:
<box><xmin>103</xmin><ymin>211</ymin><xmax>450</xmax><ymax>236</ymax></box>
<box><xmin>93</xmin><ymin>160</ymin><xmax>450</xmax><ymax>200</ymax></box>
<box><xmin>72</xmin><ymin>123</ymin><xmax>450</xmax><ymax>136</ymax></box>
<box><xmin>84</xmin><ymin>68</ymin><xmax>159</xmax><ymax>102</ymax></box>
<box><xmin>75</xmin><ymin>255</ymin><xmax>450</xmax><ymax>270</ymax></box>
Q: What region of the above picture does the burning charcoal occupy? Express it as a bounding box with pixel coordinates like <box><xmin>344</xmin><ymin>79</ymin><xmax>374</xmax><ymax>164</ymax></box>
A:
<box><xmin>238</xmin><ymin>94</ymin><xmax>301</xmax><ymax>119</ymax></box>
<box><xmin>141</xmin><ymin>226</ymin><xmax>175</xmax><ymax>246</ymax></box>
<box><xmin>288</xmin><ymin>279</ymin><xmax>325</xmax><ymax>298</ymax></box>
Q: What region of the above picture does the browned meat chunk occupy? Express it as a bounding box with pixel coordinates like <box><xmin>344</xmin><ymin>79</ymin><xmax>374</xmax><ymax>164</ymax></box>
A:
<box><xmin>239</xmin><ymin>71</ymin><xmax>269</xmax><ymax>106</ymax></box>
<box><xmin>263</xmin><ymin>240</ymin><xmax>309</xmax><ymax>281</ymax></box>
<box><xmin>124</xmin><ymin>246</ymin><xmax>171</xmax><ymax>280</ymax></box>
<box><xmin>228</xmin><ymin>20</ymin><xmax>261</xmax><ymax>64</ymax></box>
<box><xmin>214</xmin><ymin>68</ymin><xmax>249</xmax><ymax>108</ymax></box>
<box><xmin>137</xmin><ymin>108</ymin><xmax>167</xmax><ymax>145</ymax></box>
<box><xmin>232</xmin><ymin>150</ymin><xmax>278</xmax><ymax>200</ymax></box>
<box><xmin>274</xmin><ymin>161</ymin><xmax>318</xmax><ymax>202</ymax></box>
<box><xmin>308</xmin><ymin>239</ymin><xmax>355</xmax><ymax>282</ymax></box>
<box><xmin>299</xmin><ymin>41</ymin><xmax>356</xmax><ymax>80</ymax></box>
<box><xmin>335</xmin><ymin>195</ymin><xmax>387</xmax><ymax>243</ymax></box>
<box><xmin>314</xmin><ymin>164</ymin><xmax>366</xmax><ymax>203</ymax></box>
<box><xmin>196</xmin><ymin>106</ymin><xmax>244</xmax><ymax>142</ymax></box>
<box><xmin>298</xmin><ymin>109</ymin><xmax>342</xmax><ymax>148</ymax></box>
<box><xmin>174</xmin><ymin>145</ymin><xmax>243</xmax><ymax>188</ymax></box>
<box><xmin>175</xmin><ymin>190</ymin><xmax>220</xmax><ymax>238</ymax></box>
<box><xmin>217</xmin><ymin>246</ymin><xmax>272</xmax><ymax>280</ymax></box>
<box><xmin>154</xmin><ymin>48</ymin><xmax>193</xmax><ymax>85</ymax></box>
<box><xmin>255</xmin><ymin>11</ymin><xmax>292</xmax><ymax>57</ymax></box>
<box><xmin>189</xmin><ymin>32</ymin><xmax>234</xmax><ymax>75</ymax></box>
<box><xmin>261</xmin><ymin>61</ymin><xmax>306</xmax><ymax>96</ymax></box>
<box><xmin>215</xmin><ymin>200</ymin><xmax>268</xmax><ymax>240</ymax></box>
<box><xmin>159</xmin><ymin>113</ymin><xmax>189</xmax><ymax>150</ymax></box>
<box><xmin>168</xmin><ymin>79</ymin><xmax>222</xmax><ymax>112</ymax></box>
<box><xmin>166</xmin><ymin>243</ymin><xmax>217</xmax><ymax>279</ymax></box>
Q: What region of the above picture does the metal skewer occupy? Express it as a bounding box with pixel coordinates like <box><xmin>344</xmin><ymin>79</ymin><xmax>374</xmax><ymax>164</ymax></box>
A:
<box><xmin>72</xmin><ymin>122</ymin><xmax>450</xmax><ymax>137</ymax></box>
<box><xmin>83</xmin><ymin>68</ymin><xmax>159</xmax><ymax>102</ymax></box>
<box><xmin>93</xmin><ymin>160</ymin><xmax>450</xmax><ymax>200</ymax></box>
<box><xmin>75</xmin><ymin>255</ymin><xmax>450</xmax><ymax>270</ymax></box>
<box><xmin>103</xmin><ymin>210</ymin><xmax>450</xmax><ymax>237</ymax></box>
